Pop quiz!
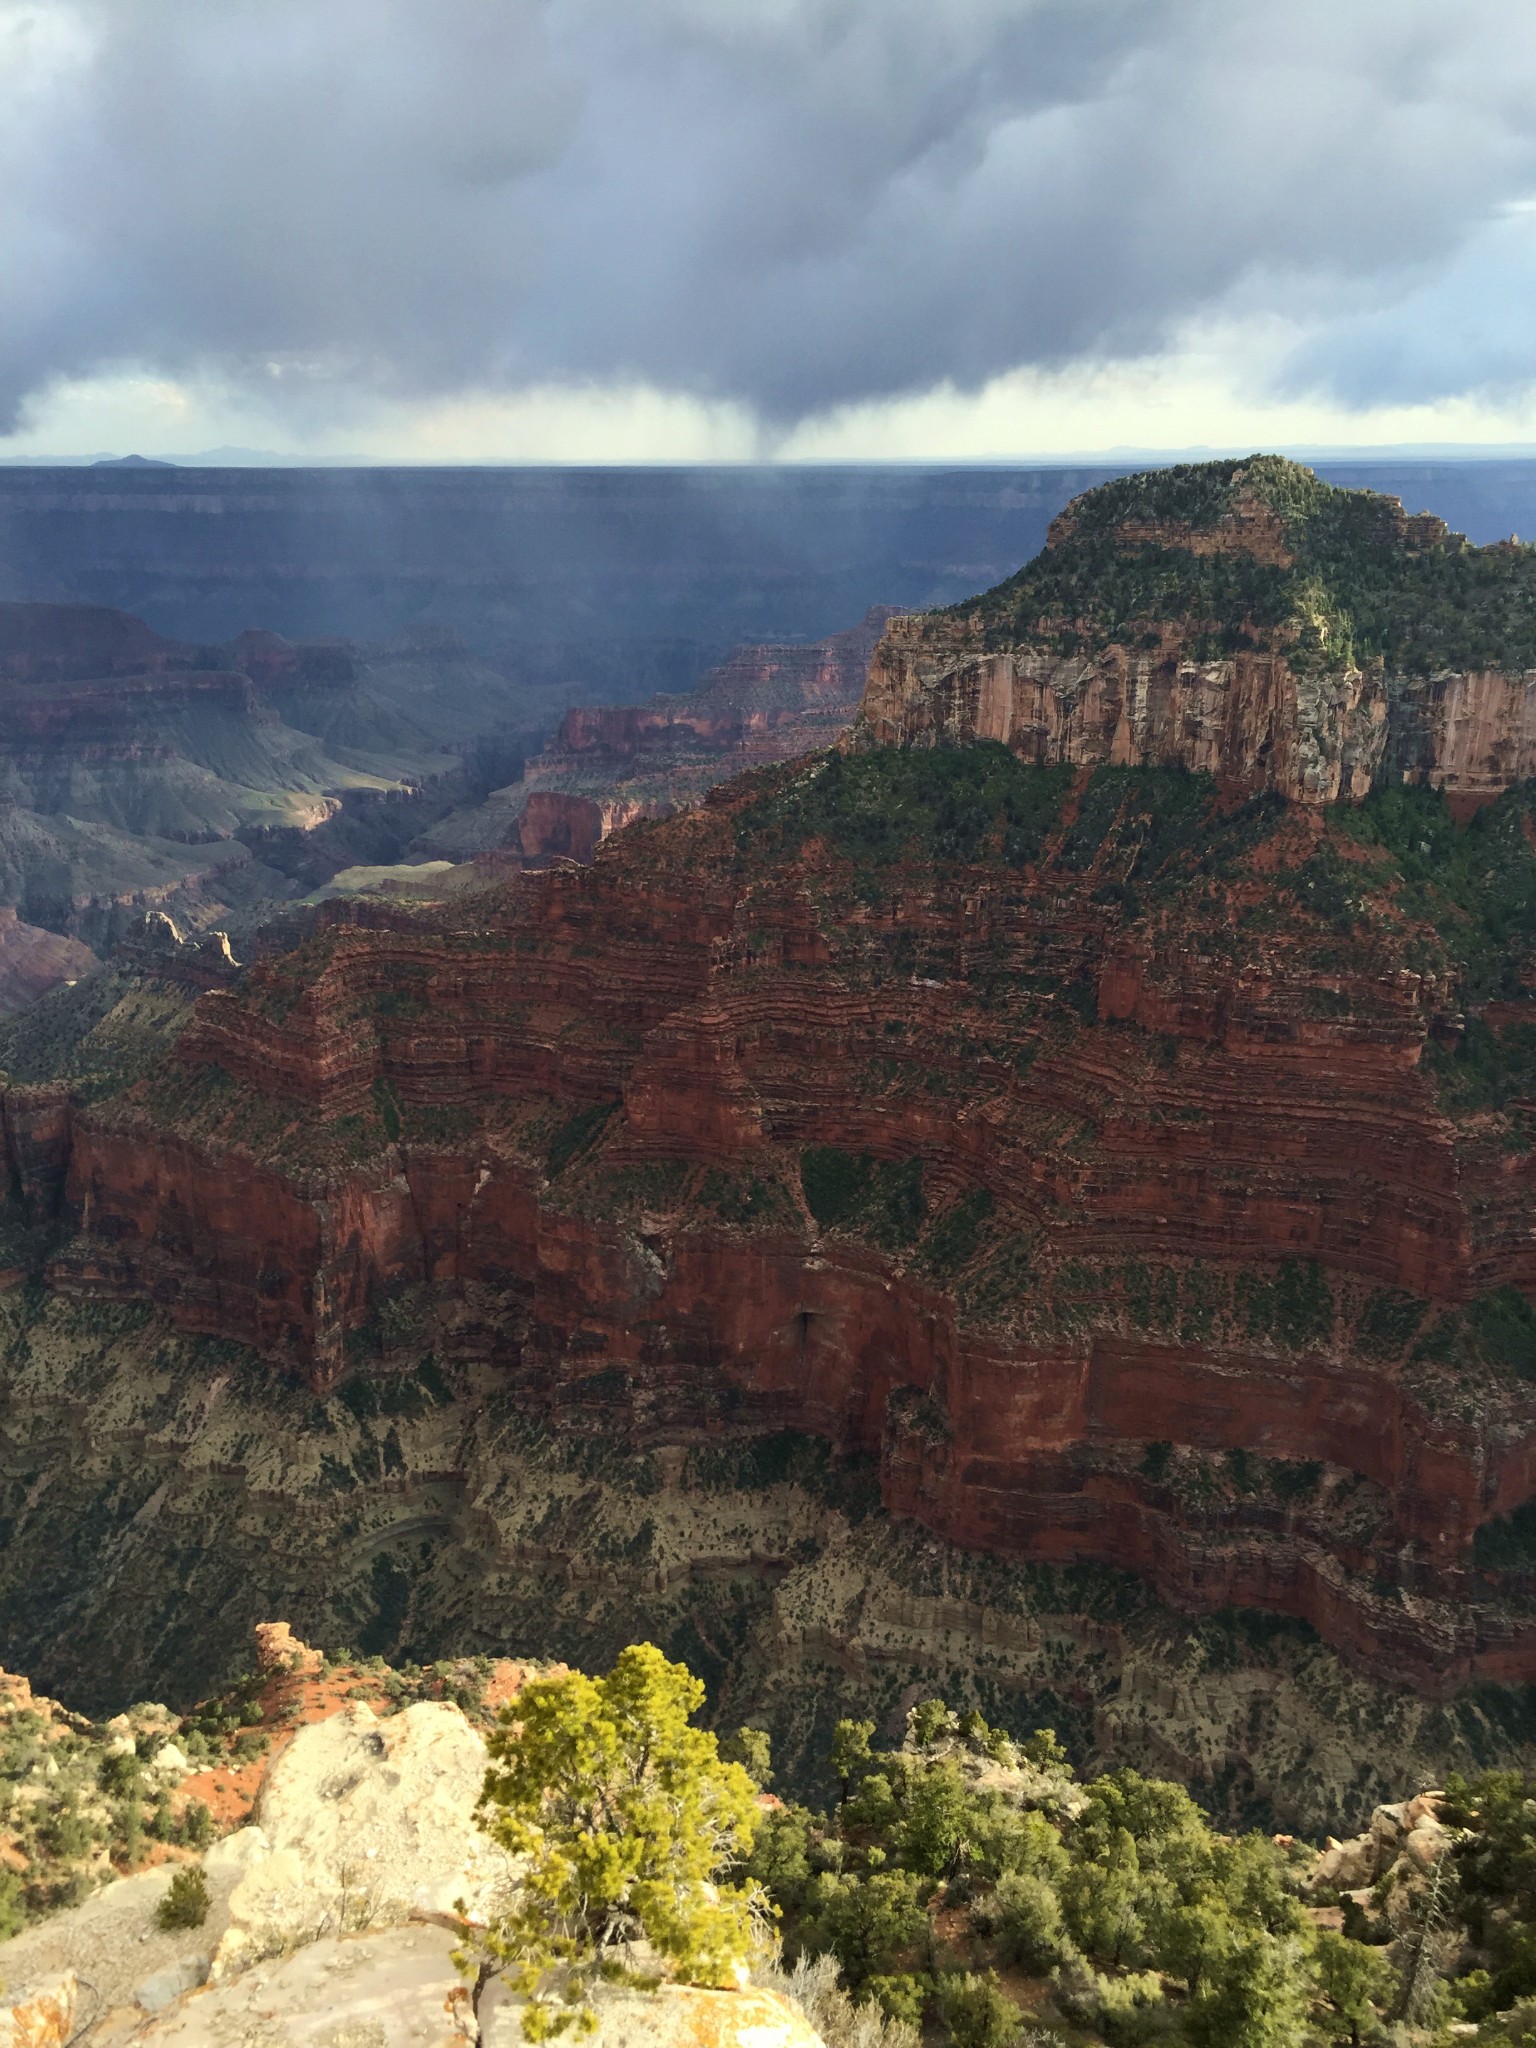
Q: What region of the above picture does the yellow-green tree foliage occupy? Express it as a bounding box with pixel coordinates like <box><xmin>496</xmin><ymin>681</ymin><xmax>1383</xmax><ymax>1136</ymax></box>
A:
<box><xmin>468</xmin><ymin>1643</ymin><xmax>763</xmax><ymax>2039</ymax></box>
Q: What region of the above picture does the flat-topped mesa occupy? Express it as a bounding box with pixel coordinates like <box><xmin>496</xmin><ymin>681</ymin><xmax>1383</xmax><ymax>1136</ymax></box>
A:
<box><xmin>858</xmin><ymin>455</ymin><xmax>1536</xmax><ymax>804</ymax></box>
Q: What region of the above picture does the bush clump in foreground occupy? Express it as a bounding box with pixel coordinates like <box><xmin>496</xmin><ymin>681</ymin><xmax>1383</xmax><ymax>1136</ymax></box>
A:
<box><xmin>745</xmin><ymin>1694</ymin><xmax>1444</xmax><ymax>2047</ymax></box>
<box><xmin>156</xmin><ymin>1864</ymin><xmax>210</xmax><ymax>1930</ymax></box>
<box><xmin>464</xmin><ymin>1644</ymin><xmax>763</xmax><ymax>2039</ymax></box>
<box><xmin>455</xmin><ymin>1643</ymin><xmax>1536</xmax><ymax>2046</ymax></box>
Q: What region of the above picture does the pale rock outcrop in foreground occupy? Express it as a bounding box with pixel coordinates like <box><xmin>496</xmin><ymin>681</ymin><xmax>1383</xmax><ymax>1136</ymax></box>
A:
<box><xmin>0</xmin><ymin>1694</ymin><xmax>826</xmax><ymax>2047</ymax></box>
<box><xmin>482</xmin><ymin>1981</ymin><xmax>825</xmax><ymax>2048</ymax></box>
<box><xmin>1311</xmin><ymin>1790</ymin><xmax>1451</xmax><ymax>1894</ymax></box>
<box><xmin>0</xmin><ymin>1970</ymin><xmax>76</xmax><ymax>2048</ymax></box>
<box><xmin>131</xmin><ymin>1926</ymin><xmax>476</xmax><ymax>2048</ymax></box>
<box><xmin>212</xmin><ymin>1700</ymin><xmax>517</xmax><ymax>1977</ymax></box>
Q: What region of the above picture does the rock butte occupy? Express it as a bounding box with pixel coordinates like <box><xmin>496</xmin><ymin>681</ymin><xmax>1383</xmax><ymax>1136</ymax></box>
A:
<box><xmin>863</xmin><ymin>464</ymin><xmax>1536</xmax><ymax>806</ymax></box>
<box><xmin>12</xmin><ymin>459</ymin><xmax>1536</xmax><ymax>1697</ymax></box>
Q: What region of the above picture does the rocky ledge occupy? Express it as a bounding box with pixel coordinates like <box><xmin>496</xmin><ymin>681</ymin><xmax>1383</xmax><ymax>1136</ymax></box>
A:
<box><xmin>0</xmin><ymin>1626</ymin><xmax>821</xmax><ymax>2048</ymax></box>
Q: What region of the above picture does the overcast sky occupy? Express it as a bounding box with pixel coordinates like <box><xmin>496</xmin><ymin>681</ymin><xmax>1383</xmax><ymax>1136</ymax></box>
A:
<box><xmin>5</xmin><ymin>0</ymin><xmax>1536</xmax><ymax>460</ymax></box>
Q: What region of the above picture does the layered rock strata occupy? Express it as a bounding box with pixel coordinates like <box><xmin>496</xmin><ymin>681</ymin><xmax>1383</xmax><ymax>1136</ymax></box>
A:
<box><xmin>0</xmin><ymin>600</ymin><xmax>548</xmax><ymax>969</ymax></box>
<box><xmin>439</xmin><ymin>606</ymin><xmax>901</xmax><ymax>862</ymax></box>
<box><xmin>0</xmin><ymin>1295</ymin><xmax>1527</xmax><ymax>1835</ymax></box>
<box><xmin>861</xmin><ymin>614</ymin><xmax>1396</xmax><ymax>804</ymax></box>
<box><xmin>10</xmin><ymin>744</ymin><xmax>1536</xmax><ymax>1695</ymax></box>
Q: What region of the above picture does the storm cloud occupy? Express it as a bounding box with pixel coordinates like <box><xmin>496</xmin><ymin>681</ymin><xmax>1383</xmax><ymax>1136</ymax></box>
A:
<box><xmin>4</xmin><ymin>0</ymin><xmax>1536</xmax><ymax>432</ymax></box>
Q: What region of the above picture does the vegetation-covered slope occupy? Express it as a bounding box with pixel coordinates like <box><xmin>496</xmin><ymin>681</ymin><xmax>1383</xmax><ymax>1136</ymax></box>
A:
<box><xmin>958</xmin><ymin>454</ymin><xmax>1536</xmax><ymax>673</ymax></box>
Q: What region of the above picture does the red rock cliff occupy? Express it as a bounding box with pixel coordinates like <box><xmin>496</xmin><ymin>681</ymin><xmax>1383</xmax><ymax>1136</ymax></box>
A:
<box><xmin>15</xmin><ymin>755</ymin><xmax>1536</xmax><ymax>1696</ymax></box>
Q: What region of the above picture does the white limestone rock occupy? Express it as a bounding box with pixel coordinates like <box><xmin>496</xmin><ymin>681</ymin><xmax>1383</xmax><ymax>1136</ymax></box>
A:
<box><xmin>0</xmin><ymin>1972</ymin><xmax>76</xmax><ymax>2048</ymax></box>
<box><xmin>202</xmin><ymin>1824</ymin><xmax>271</xmax><ymax>1878</ymax></box>
<box><xmin>148</xmin><ymin>1741</ymin><xmax>190</xmax><ymax>1783</ymax></box>
<box><xmin>212</xmin><ymin>1701</ymin><xmax>515</xmax><ymax>1979</ymax></box>
<box><xmin>134</xmin><ymin>1955</ymin><xmax>210</xmax><ymax>2014</ymax></box>
<box><xmin>481</xmin><ymin>1979</ymin><xmax>827</xmax><ymax>2048</ymax></box>
<box><xmin>136</xmin><ymin>1926</ymin><xmax>475</xmax><ymax>2047</ymax></box>
<box><xmin>1313</xmin><ymin>1834</ymin><xmax>1376</xmax><ymax>1890</ymax></box>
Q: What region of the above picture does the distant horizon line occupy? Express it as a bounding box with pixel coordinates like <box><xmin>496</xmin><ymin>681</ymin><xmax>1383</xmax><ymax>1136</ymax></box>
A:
<box><xmin>12</xmin><ymin>442</ymin><xmax>1536</xmax><ymax>472</ymax></box>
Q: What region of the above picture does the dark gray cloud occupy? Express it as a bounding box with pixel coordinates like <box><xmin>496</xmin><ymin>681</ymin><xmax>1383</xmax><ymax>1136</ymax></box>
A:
<box><xmin>4</xmin><ymin>0</ymin><xmax>1536</xmax><ymax>430</ymax></box>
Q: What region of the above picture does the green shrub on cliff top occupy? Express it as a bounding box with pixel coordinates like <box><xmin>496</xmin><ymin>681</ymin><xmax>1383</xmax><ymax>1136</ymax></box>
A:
<box><xmin>748</xmin><ymin>1689</ymin><xmax>1412</xmax><ymax>2048</ymax></box>
<box><xmin>156</xmin><ymin>1864</ymin><xmax>210</xmax><ymax>1930</ymax></box>
<box><xmin>801</xmin><ymin>1146</ymin><xmax>926</xmax><ymax>1249</ymax></box>
<box><xmin>463</xmin><ymin>1644</ymin><xmax>761</xmax><ymax>2039</ymax></box>
<box><xmin>737</xmin><ymin>745</ymin><xmax>1072</xmax><ymax>870</ymax></box>
<box><xmin>956</xmin><ymin>454</ymin><xmax>1536</xmax><ymax>677</ymax></box>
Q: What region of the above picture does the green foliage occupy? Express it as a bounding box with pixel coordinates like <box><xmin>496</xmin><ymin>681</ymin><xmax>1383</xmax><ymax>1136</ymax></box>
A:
<box><xmin>763</xmin><ymin>1952</ymin><xmax>923</xmax><ymax>2048</ymax></box>
<box><xmin>720</xmin><ymin>1726</ymin><xmax>774</xmax><ymax>1790</ymax></box>
<box><xmin>831</xmin><ymin>1719</ymin><xmax>875</xmax><ymax>1804</ymax></box>
<box><xmin>988</xmin><ymin>1869</ymin><xmax>1074</xmax><ymax>1971</ymax></box>
<box><xmin>1350</xmin><ymin>780</ymin><xmax>1536</xmax><ymax>1005</ymax></box>
<box><xmin>893</xmin><ymin>1759</ymin><xmax>973</xmax><ymax>1877</ymax></box>
<box><xmin>935</xmin><ymin>1970</ymin><xmax>1023</xmax><ymax>2048</ymax></box>
<box><xmin>1140</xmin><ymin>1441</ymin><xmax>1173</xmax><ymax>1483</ymax></box>
<box><xmin>545</xmin><ymin>1100</ymin><xmax>621</xmax><ymax>1181</ymax></box>
<box><xmin>1183</xmin><ymin>1927</ymin><xmax>1311</xmax><ymax>2048</ymax></box>
<box><xmin>1429</xmin><ymin>1017</ymin><xmax>1536</xmax><ymax>1116</ymax></box>
<box><xmin>908</xmin><ymin>1698</ymin><xmax>956</xmax><ymax>1749</ymax></box>
<box><xmin>751</xmin><ymin>1804</ymin><xmax>816</xmax><ymax>1910</ymax></box>
<box><xmin>372</xmin><ymin>1076</ymin><xmax>403</xmax><ymax>1143</ymax></box>
<box><xmin>156</xmin><ymin>1865</ymin><xmax>211</xmax><ymax>1930</ymax></box>
<box><xmin>0</xmin><ymin>967</ymin><xmax>198</xmax><ymax>1101</ymax></box>
<box><xmin>864</xmin><ymin>1973</ymin><xmax>928</xmax><ymax>2029</ymax></box>
<box><xmin>957</xmin><ymin>1235</ymin><xmax>1036</xmax><ymax>1324</ymax></box>
<box><xmin>737</xmin><ymin>745</ymin><xmax>1073</xmax><ymax>870</ymax></box>
<box><xmin>1235</xmin><ymin>1260</ymin><xmax>1334</xmax><ymax>1350</ymax></box>
<box><xmin>1056</xmin><ymin>766</ymin><xmax>1282</xmax><ymax>898</ymax></box>
<box><xmin>1291</xmin><ymin>844</ymin><xmax>1364</xmax><ymax>933</ymax></box>
<box><xmin>1355</xmin><ymin>1287</ymin><xmax>1428</xmax><ymax>1360</ymax></box>
<box><xmin>1415</xmin><ymin>1287</ymin><xmax>1536</xmax><ymax>1384</ymax></box>
<box><xmin>1481</xmin><ymin>1996</ymin><xmax>1536</xmax><ymax>2047</ymax></box>
<box><xmin>97</xmin><ymin>1750</ymin><xmax>141</xmax><ymax>1797</ymax></box>
<box><xmin>1476</xmin><ymin>1499</ymin><xmax>1536</xmax><ymax>1573</ymax></box>
<box><xmin>1312</xmin><ymin>1927</ymin><xmax>1393</xmax><ymax>2045</ymax></box>
<box><xmin>0</xmin><ymin>1868</ymin><xmax>24</xmax><ymax>1940</ymax></box>
<box><xmin>334</xmin><ymin>1353</ymin><xmax>450</xmax><ymax>1422</ymax></box>
<box><xmin>960</xmin><ymin>454</ymin><xmax>1536</xmax><ymax>679</ymax></box>
<box><xmin>698</xmin><ymin>1169</ymin><xmax>794</xmax><ymax>1228</ymax></box>
<box><xmin>749</xmin><ymin>1696</ymin><xmax>1399</xmax><ymax>2048</ymax></box>
<box><xmin>801</xmin><ymin>1147</ymin><xmax>926</xmax><ymax>1249</ymax></box>
<box><xmin>39</xmin><ymin>1798</ymin><xmax>92</xmax><ymax>1860</ymax></box>
<box><xmin>1384</xmin><ymin>1770</ymin><xmax>1536</xmax><ymax>2035</ymax></box>
<box><xmin>467</xmin><ymin>1644</ymin><xmax>762</xmax><ymax>2038</ymax></box>
<box><xmin>916</xmin><ymin>1190</ymin><xmax>995</xmax><ymax>1277</ymax></box>
<box><xmin>1469</xmin><ymin>1289</ymin><xmax>1536</xmax><ymax>1378</ymax></box>
<box><xmin>799</xmin><ymin>1868</ymin><xmax>931</xmax><ymax>1990</ymax></box>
